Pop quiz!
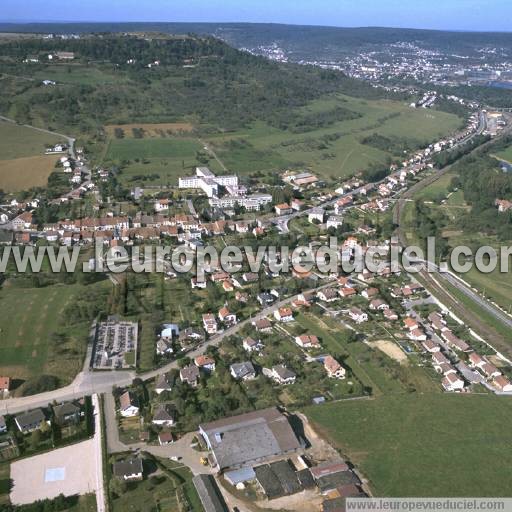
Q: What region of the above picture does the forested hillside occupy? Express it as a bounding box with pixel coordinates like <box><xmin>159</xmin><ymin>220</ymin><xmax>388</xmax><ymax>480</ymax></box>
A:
<box><xmin>0</xmin><ymin>34</ymin><xmax>403</xmax><ymax>134</ymax></box>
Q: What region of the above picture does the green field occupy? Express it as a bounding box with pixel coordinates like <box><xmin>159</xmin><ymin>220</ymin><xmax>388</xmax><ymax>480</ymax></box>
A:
<box><xmin>205</xmin><ymin>95</ymin><xmax>462</xmax><ymax>180</ymax></box>
<box><xmin>104</xmin><ymin>137</ymin><xmax>219</xmax><ymax>186</ymax></box>
<box><xmin>408</xmin><ymin>169</ymin><xmax>512</xmax><ymax>314</ymax></box>
<box><xmin>305</xmin><ymin>394</ymin><xmax>512</xmax><ymax>497</ymax></box>
<box><xmin>105</xmin><ymin>94</ymin><xmax>462</xmax><ymax>187</ymax></box>
<box><xmin>495</xmin><ymin>144</ymin><xmax>512</xmax><ymax>163</ymax></box>
<box><xmin>0</xmin><ymin>280</ymin><xmax>108</xmax><ymax>387</ymax></box>
<box><xmin>0</xmin><ymin>120</ymin><xmax>64</xmax><ymax>160</ymax></box>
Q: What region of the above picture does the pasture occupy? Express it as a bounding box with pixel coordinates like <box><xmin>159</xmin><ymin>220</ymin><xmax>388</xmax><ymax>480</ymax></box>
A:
<box><xmin>0</xmin><ymin>281</ymin><xmax>104</xmax><ymax>387</ymax></box>
<box><xmin>104</xmin><ymin>136</ymin><xmax>222</xmax><ymax>186</ymax></box>
<box><xmin>0</xmin><ymin>121</ymin><xmax>63</xmax><ymax>191</ymax></box>
<box><xmin>305</xmin><ymin>393</ymin><xmax>512</xmax><ymax>497</ymax></box>
<box><xmin>0</xmin><ymin>155</ymin><xmax>59</xmax><ymax>192</ymax></box>
<box><xmin>0</xmin><ymin>121</ymin><xmax>63</xmax><ymax>160</ymax></box>
<box><xmin>204</xmin><ymin>94</ymin><xmax>462</xmax><ymax>180</ymax></box>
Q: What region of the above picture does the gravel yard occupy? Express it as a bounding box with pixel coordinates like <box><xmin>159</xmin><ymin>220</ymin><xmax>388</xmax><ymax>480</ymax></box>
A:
<box><xmin>10</xmin><ymin>438</ymin><xmax>98</xmax><ymax>505</ymax></box>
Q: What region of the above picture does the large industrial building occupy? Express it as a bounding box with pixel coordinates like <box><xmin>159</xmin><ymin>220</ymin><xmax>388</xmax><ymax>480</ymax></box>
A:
<box><xmin>198</xmin><ymin>407</ymin><xmax>302</xmax><ymax>471</ymax></box>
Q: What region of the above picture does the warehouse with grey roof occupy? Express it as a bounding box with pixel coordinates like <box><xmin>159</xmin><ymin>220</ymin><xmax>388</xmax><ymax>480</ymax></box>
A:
<box><xmin>198</xmin><ymin>407</ymin><xmax>302</xmax><ymax>471</ymax></box>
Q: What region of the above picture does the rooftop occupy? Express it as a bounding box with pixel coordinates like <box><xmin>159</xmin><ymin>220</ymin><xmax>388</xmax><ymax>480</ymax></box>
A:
<box><xmin>199</xmin><ymin>407</ymin><xmax>301</xmax><ymax>470</ymax></box>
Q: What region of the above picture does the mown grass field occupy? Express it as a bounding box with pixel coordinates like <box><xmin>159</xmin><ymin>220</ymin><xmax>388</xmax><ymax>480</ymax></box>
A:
<box><xmin>305</xmin><ymin>394</ymin><xmax>512</xmax><ymax>497</ymax></box>
<box><xmin>0</xmin><ymin>280</ymin><xmax>108</xmax><ymax>386</ymax></box>
<box><xmin>204</xmin><ymin>94</ymin><xmax>462</xmax><ymax>180</ymax></box>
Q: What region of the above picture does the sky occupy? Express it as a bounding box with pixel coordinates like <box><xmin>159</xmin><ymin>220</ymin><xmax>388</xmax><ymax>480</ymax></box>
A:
<box><xmin>1</xmin><ymin>0</ymin><xmax>511</xmax><ymax>32</ymax></box>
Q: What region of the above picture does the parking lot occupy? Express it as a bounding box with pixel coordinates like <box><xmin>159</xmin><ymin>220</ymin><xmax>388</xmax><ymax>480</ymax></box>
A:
<box><xmin>10</xmin><ymin>438</ymin><xmax>98</xmax><ymax>505</ymax></box>
<box><xmin>92</xmin><ymin>317</ymin><xmax>138</xmax><ymax>369</ymax></box>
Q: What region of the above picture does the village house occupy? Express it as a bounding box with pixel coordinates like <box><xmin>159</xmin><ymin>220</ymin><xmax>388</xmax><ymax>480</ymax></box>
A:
<box><xmin>268</xmin><ymin>365</ymin><xmax>297</xmax><ymax>385</ymax></box>
<box><xmin>383</xmin><ymin>309</ymin><xmax>399</xmax><ymax>321</ymax></box>
<box><xmin>408</xmin><ymin>328</ymin><xmax>427</xmax><ymax>342</ymax></box>
<box><xmin>349</xmin><ymin>307</ymin><xmax>368</xmax><ymax>323</ymax></box>
<box><xmin>180</xmin><ymin>364</ymin><xmax>200</xmax><ymax>387</ymax></box>
<box><xmin>480</xmin><ymin>362</ymin><xmax>501</xmax><ymax>379</ymax></box>
<box><xmin>243</xmin><ymin>336</ymin><xmax>264</xmax><ymax>353</ymax></box>
<box><xmin>195</xmin><ymin>355</ymin><xmax>216</xmax><ymax>373</ymax></box>
<box><xmin>493</xmin><ymin>375</ymin><xmax>512</xmax><ymax>392</ymax></box>
<box><xmin>361</xmin><ymin>287</ymin><xmax>379</xmax><ymax>300</ymax></box>
<box><xmin>155</xmin><ymin>373</ymin><xmax>174</xmax><ymax>395</ymax></box>
<box><xmin>295</xmin><ymin>334</ymin><xmax>321</xmax><ymax>349</ymax></box>
<box><xmin>15</xmin><ymin>409</ymin><xmax>48</xmax><ymax>434</ymax></box>
<box><xmin>403</xmin><ymin>317</ymin><xmax>419</xmax><ymax>331</ymax></box>
<box><xmin>230</xmin><ymin>362</ymin><xmax>257</xmax><ymax>381</ymax></box>
<box><xmin>326</xmin><ymin>215</ymin><xmax>344</xmax><ymax>229</ymax></box>
<box><xmin>222</xmin><ymin>280</ymin><xmax>234</xmax><ymax>292</ymax></box>
<box><xmin>191</xmin><ymin>277</ymin><xmax>207</xmax><ymax>289</ymax></box>
<box><xmin>308</xmin><ymin>207</ymin><xmax>325</xmax><ymax>224</ymax></box>
<box><xmin>113</xmin><ymin>458</ymin><xmax>143</xmax><ymax>481</ymax></box>
<box><xmin>422</xmin><ymin>340</ymin><xmax>441</xmax><ymax>353</ymax></box>
<box><xmin>0</xmin><ymin>377</ymin><xmax>10</xmax><ymax>398</ymax></box>
<box><xmin>338</xmin><ymin>287</ymin><xmax>357</xmax><ymax>298</ymax></box>
<box><xmin>154</xmin><ymin>199</ymin><xmax>171</xmax><ymax>212</ymax></box>
<box><xmin>442</xmin><ymin>331</ymin><xmax>470</xmax><ymax>352</ymax></box>
<box><xmin>202</xmin><ymin>313</ymin><xmax>218</xmax><ymax>335</ymax></box>
<box><xmin>152</xmin><ymin>405</ymin><xmax>176</xmax><ymax>427</ymax></box>
<box><xmin>442</xmin><ymin>373</ymin><xmax>465</xmax><ymax>392</ymax></box>
<box><xmin>275</xmin><ymin>203</ymin><xmax>293</xmax><ymax>216</ymax></box>
<box><xmin>495</xmin><ymin>199</ymin><xmax>512</xmax><ymax>212</ymax></box>
<box><xmin>156</xmin><ymin>338</ymin><xmax>173</xmax><ymax>356</ymax></box>
<box><xmin>317</xmin><ymin>288</ymin><xmax>339</xmax><ymax>303</ymax></box>
<box><xmin>158</xmin><ymin>432</ymin><xmax>175</xmax><ymax>445</ymax></box>
<box><xmin>432</xmin><ymin>352</ymin><xmax>450</xmax><ymax>372</ymax></box>
<box><xmin>274</xmin><ymin>307</ymin><xmax>294</xmax><ymax>322</ymax></box>
<box><xmin>369</xmin><ymin>299</ymin><xmax>389</xmax><ymax>311</ymax></box>
<box><xmin>219</xmin><ymin>307</ymin><xmax>237</xmax><ymax>325</ymax></box>
<box><xmin>119</xmin><ymin>391</ymin><xmax>139</xmax><ymax>417</ymax></box>
<box><xmin>324</xmin><ymin>356</ymin><xmax>346</xmax><ymax>379</ymax></box>
<box><xmin>253</xmin><ymin>318</ymin><xmax>273</xmax><ymax>332</ymax></box>
<box><xmin>53</xmin><ymin>401</ymin><xmax>81</xmax><ymax>426</ymax></box>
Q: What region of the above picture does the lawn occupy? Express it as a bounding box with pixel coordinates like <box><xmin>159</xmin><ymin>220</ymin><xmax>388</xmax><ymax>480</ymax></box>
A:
<box><xmin>205</xmin><ymin>95</ymin><xmax>462</xmax><ymax>180</ymax></box>
<box><xmin>304</xmin><ymin>393</ymin><xmax>512</xmax><ymax>497</ymax></box>
<box><xmin>0</xmin><ymin>280</ymin><xmax>109</xmax><ymax>387</ymax></box>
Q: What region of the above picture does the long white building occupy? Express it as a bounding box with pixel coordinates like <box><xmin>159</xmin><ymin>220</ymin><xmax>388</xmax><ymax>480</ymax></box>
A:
<box><xmin>179</xmin><ymin>167</ymin><xmax>238</xmax><ymax>198</ymax></box>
